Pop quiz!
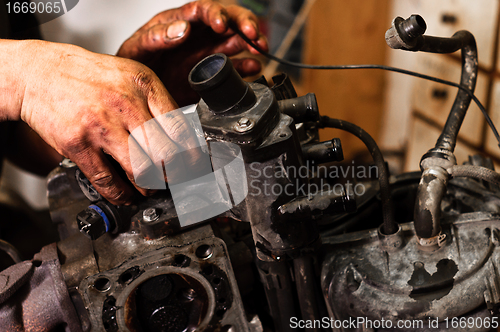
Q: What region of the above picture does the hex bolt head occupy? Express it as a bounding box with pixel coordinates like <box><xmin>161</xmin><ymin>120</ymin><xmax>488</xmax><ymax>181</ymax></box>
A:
<box><xmin>235</xmin><ymin>117</ymin><xmax>254</xmax><ymax>132</ymax></box>
<box><xmin>143</xmin><ymin>208</ymin><xmax>160</xmax><ymax>223</ymax></box>
<box><xmin>238</xmin><ymin>117</ymin><xmax>250</xmax><ymax>126</ymax></box>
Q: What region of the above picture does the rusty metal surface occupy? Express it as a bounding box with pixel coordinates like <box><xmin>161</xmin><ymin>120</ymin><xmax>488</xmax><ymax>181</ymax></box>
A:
<box><xmin>0</xmin><ymin>243</ymin><xmax>83</xmax><ymax>332</ymax></box>
<box><xmin>78</xmin><ymin>225</ymin><xmax>258</xmax><ymax>332</ymax></box>
<box><xmin>322</xmin><ymin>212</ymin><xmax>500</xmax><ymax>331</ymax></box>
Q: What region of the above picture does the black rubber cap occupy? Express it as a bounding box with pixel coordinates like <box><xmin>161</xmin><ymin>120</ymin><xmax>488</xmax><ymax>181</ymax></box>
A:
<box><xmin>188</xmin><ymin>53</ymin><xmax>255</xmax><ymax>113</ymax></box>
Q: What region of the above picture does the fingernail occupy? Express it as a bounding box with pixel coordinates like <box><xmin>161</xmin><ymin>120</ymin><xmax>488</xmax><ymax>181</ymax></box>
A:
<box><xmin>252</xmin><ymin>21</ymin><xmax>259</xmax><ymax>33</ymax></box>
<box><xmin>167</xmin><ymin>20</ymin><xmax>188</xmax><ymax>39</ymax></box>
<box><xmin>220</xmin><ymin>12</ymin><xmax>228</xmax><ymax>25</ymax></box>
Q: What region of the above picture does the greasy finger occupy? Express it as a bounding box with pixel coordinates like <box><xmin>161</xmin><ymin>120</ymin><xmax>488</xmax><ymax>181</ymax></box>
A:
<box><xmin>178</xmin><ymin>0</ymin><xmax>229</xmax><ymax>34</ymax></box>
<box><xmin>209</xmin><ymin>33</ymin><xmax>250</xmax><ymax>57</ymax></box>
<box><xmin>118</xmin><ymin>21</ymin><xmax>190</xmax><ymax>60</ymax></box>
<box><xmin>145</xmin><ymin>84</ymin><xmax>206</xmax><ymax>177</ymax></box>
<box><xmin>70</xmin><ymin>147</ymin><xmax>134</xmax><ymax>205</ymax></box>
<box><xmin>248</xmin><ymin>33</ymin><xmax>269</xmax><ymax>54</ymax></box>
<box><xmin>203</xmin><ymin>0</ymin><xmax>230</xmax><ymax>34</ymax></box>
<box><xmin>142</xmin><ymin>0</ymin><xmax>226</xmax><ymax>31</ymax></box>
<box><xmin>130</xmin><ymin>115</ymin><xmax>190</xmax><ymax>186</ymax></box>
<box><xmin>153</xmin><ymin>108</ymin><xmax>209</xmax><ymax>177</ymax></box>
<box><xmin>231</xmin><ymin>58</ymin><xmax>262</xmax><ymax>77</ymax></box>
<box><xmin>226</xmin><ymin>5</ymin><xmax>260</xmax><ymax>40</ymax></box>
<box><xmin>106</xmin><ymin>130</ymin><xmax>160</xmax><ymax>195</ymax></box>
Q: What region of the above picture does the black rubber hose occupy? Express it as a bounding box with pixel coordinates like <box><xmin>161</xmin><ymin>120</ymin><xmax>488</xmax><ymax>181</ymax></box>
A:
<box><xmin>319</xmin><ymin>116</ymin><xmax>396</xmax><ymax>234</ymax></box>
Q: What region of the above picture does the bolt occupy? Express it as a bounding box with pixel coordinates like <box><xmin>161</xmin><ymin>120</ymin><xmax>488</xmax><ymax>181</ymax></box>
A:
<box><xmin>386</xmin><ymin>15</ymin><xmax>427</xmax><ymax>50</ymax></box>
<box><xmin>238</xmin><ymin>117</ymin><xmax>251</xmax><ymax>127</ymax></box>
<box><xmin>235</xmin><ymin>117</ymin><xmax>254</xmax><ymax>132</ymax></box>
<box><xmin>143</xmin><ymin>208</ymin><xmax>160</xmax><ymax>223</ymax></box>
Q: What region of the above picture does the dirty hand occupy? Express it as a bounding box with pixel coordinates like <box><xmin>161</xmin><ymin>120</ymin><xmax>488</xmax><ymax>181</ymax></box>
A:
<box><xmin>16</xmin><ymin>40</ymin><xmax>202</xmax><ymax>205</ymax></box>
<box><xmin>117</xmin><ymin>0</ymin><xmax>269</xmax><ymax>106</ymax></box>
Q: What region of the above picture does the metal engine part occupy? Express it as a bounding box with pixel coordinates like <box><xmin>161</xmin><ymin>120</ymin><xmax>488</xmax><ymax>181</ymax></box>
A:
<box><xmin>0</xmin><ymin>244</ymin><xmax>83</xmax><ymax>331</ymax></box>
<box><xmin>29</xmin><ymin>52</ymin><xmax>342</xmax><ymax>331</ymax></box>
<box><xmin>3</xmin><ymin>12</ymin><xmax>500</xmax><ymax>332</ymax></box>
<box><xmin>79</xmin><ymin>225</ymin><xmax>253</xmax><ymax>332</ymax></box>
<box><xmin>322</xmin><ymin>209</ymin><xmax>500</xmax><ymax>331</ymax></box>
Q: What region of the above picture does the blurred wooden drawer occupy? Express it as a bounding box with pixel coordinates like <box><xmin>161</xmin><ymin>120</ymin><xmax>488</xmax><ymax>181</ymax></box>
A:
<box><xmin>415</xmin><ymin>0</ymin><xmax>498</xmax><ymax>69</ymax></box>
<box><xmin>485</xmin><ymin>79</ymin><xmax>500</xmax><ymax>158</ymax></box>
<box><xmin>405</xmin><ymin>117</ymin><xmax>478</xmax><ymax>172</ymax></box>
<box><xmin>411</xmin><ymin>53</ymin><xmax>487</xmax><ymax>146</ymax></box>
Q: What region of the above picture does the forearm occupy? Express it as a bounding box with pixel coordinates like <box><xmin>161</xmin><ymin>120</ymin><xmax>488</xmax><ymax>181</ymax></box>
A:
<box><xmin>0</xmin><ymin>38</ymin><xmax>28</xmax><ymax>121</ymax></box>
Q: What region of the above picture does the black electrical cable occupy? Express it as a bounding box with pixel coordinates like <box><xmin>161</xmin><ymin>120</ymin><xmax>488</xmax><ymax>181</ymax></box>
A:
<box><xmin>234</xmin><ymin>30</ymin><xmax>500</xmax><ymax>148</ymax></box>
<box><xmin>319</xmin><ymin>116</ymin><xmax>397</xmax><ymax>235</ymax></box>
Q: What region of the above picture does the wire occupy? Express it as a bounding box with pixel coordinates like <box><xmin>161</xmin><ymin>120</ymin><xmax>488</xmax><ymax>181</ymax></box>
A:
<box><xmin>319</xmin><ymin>116</ymin><xmax>397</xmax><ymax>235</ymax></box>
<box><xmin>235</xmin><ymin>29</ymin><xmax>500</xmax><ymax>147</ymax></box>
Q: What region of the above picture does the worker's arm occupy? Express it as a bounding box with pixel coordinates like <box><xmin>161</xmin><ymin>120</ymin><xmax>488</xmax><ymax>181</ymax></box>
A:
<box><xmin>0</xmin><ymin>39</ymin><xmax>200</xmax><ymax>205</ymax></box>
<box><xmin>117</xmin><ymin>0</ymin><xmax>268</xmax><ymax>106</ymax></box>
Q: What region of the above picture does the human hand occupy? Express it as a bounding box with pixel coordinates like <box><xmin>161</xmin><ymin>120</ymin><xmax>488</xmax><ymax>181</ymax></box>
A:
<box><xmin>19</xmin><ymin>40</ymin><xmax>202</xmax><ymax>205</ymax></box>
<box><xmin>117</xmin><ymin>0</ymin><xmax>268</xmax><ymax>106</ymax></box>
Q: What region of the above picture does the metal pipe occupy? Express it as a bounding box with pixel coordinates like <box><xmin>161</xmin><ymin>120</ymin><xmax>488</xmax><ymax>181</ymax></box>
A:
<box><xmin>386</xmin><ymin>15</ymin><xmax>478</xmax><ymax>244</ymax></box>
<box><xmin>418</xmin><ymin>32</ymin><xmax>477</xmax><ymax>242</ymax></box>
<box><xmin>421</xmin><ymin>32</ymin><xmax>478</xmax><ymax>151</ymax></box>
<box><xmin>413</xmin><ymin>167</ymin><xmax>449</xmax><ymax>241</ymax></box>
<box><xmin>0</xmin><ymin>239</ymin><xmax>22</xmax><ymax>264</ymax></box>
<box><xmin>386</xmin><ymin>16</ymin><xmax>478</xmax><ymax>152</ymax></box>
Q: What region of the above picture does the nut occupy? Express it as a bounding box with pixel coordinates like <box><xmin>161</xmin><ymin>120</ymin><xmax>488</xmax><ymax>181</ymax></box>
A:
<box><xmin>143</xmin><ymin>208</ymin><xmax>160</xmax><ymax>223</ymax></box>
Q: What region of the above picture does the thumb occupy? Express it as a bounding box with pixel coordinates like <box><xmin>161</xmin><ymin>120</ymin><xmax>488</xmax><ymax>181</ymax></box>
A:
<box><xmin>119</xmin><ymin>20</ymin><xmax>191</xmax><ymax>60</ymax></box>
<box><xmin>164</xmin><ymin>20</ymin><xmax>190</xmax><ymax>43</ymax></box>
